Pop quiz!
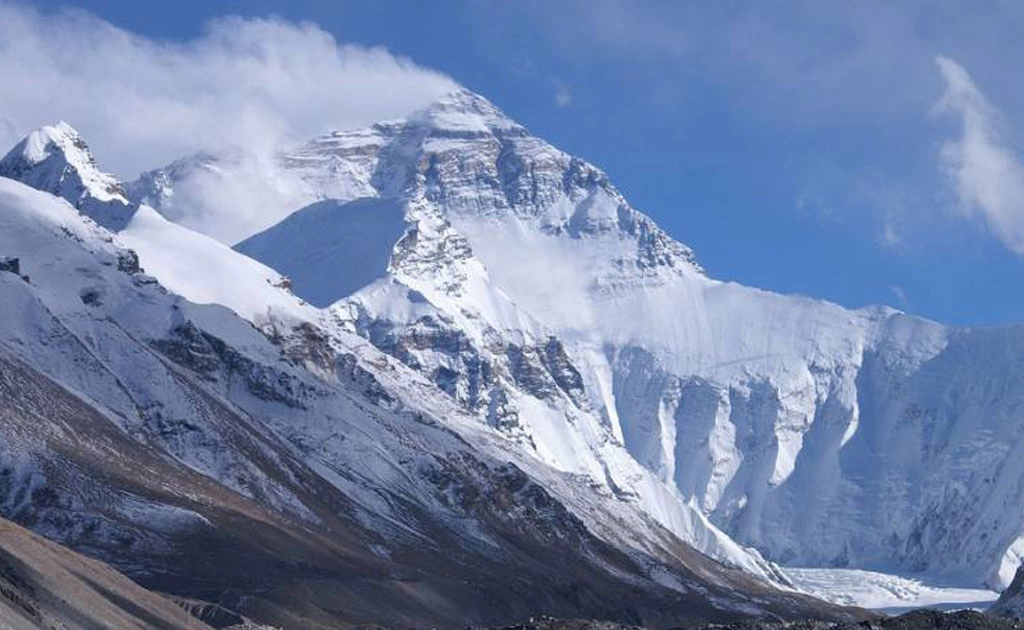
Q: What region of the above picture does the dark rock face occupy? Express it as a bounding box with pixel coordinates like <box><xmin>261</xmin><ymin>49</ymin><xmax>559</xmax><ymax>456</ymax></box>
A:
<box><xmin>345</xmin><ymin>308</ymin><xmax>581</xmax><ymax>443</ymax></box>
<box><xmin>506</xmin><ymin>338</ymin><xmax>586</xmax><ymax>409</ymax></box>
<box><xmin>116</xmin><ymin>249</ymin><xmax>141</xmax><ymax>274</ymax></box>
<box><xmin>0</xmin><ymin>256</ymin><xmax>20</xmax><ymax>275</ymax></box>
<box><xmin>153</xmin><ymin>321</ymin><xmax>321</xmax><ymax>407</ymax></box>
<box><xmin>991</xmin><ymin>567</ymin><xmax>1024</xmax><ymax>618</ymax></box>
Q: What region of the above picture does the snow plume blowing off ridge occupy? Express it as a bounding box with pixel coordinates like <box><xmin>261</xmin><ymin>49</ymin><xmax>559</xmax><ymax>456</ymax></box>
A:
<box><xmin>934</xmin><ymin>55</ymin><xmax>1024</xmax><ymax>257</ymax></box>
<box><xmin>0</xmin><ymin>1</ymin><xmax>458</xmax><ymax>242</ymax></box>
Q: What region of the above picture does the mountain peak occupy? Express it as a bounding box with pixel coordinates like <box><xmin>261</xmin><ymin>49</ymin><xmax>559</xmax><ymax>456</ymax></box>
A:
<box><xmin>0</xmin><ymin>121</ymin><xmax>134</xmax><ymax>230</ymax></box>
<box><xmin>411</xmin><ymin>88</ymin><xmax>524</xmax><ymax>134</ymax></box>
<box><xmin>19</xmin><ymin>120</ymin><xmax>80</xmax><ymax>160</ymax></box>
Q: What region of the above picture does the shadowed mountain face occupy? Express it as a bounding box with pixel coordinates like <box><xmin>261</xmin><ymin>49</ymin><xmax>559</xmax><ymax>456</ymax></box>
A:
<box><xmin>237</xmin><ymin>198</ymin><xmax>408</xmax><ymax>307</ymax></box>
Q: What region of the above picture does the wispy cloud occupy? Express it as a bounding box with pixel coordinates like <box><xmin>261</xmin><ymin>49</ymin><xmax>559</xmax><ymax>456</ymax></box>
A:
<box><xmin>552</xmin><ymin>79</ymin><xmax>572</xmax><ymax>108</ymax></box>
<box><xmin>879</xmin><ymin>223</ymin><xmax>903</xmax><ymax>249</ymax></box>
<box><xmin>934</xmin><ymin>55</ymin><xmax>1024</xmax><ymax>257</ymax></box>
<box><xmin>889</xmin><ymin>285</ymin><xmax>910</xmax><ymax>311</ymax></box>
<box><xmin>0</xmin><ymin>3</ymin><xmax>456</xmax><ymax>178</ymax></box>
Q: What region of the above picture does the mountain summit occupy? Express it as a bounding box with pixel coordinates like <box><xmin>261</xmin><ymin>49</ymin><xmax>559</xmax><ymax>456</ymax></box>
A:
<box><xmin>411</xmin><ymin>87</ymin><xmax>527</xmax><ymax>133</ymax></box>
<box><xmin>0</xmin><ymin>122</ymin><xmax>134</xmax><ymax>230</ymax></box>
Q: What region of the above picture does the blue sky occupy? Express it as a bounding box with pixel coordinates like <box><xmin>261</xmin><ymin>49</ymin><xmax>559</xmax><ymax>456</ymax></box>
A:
<box><xmin>6</xmin><ymin>0</ymin><xmax>1024</xmax><ymax>326</ymax></box>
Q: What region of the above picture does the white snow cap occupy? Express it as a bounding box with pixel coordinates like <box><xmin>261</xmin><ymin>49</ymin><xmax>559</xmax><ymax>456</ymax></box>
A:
<box><xmin>0</xmin><ymin>121</ymin><xmax>133</xmax><ymax>230</ymax></box>
<box><xmin>411</xmin><ymin>88</ymin><xmax>525</xmax><ymax>133</ymax></box>
<box><xmin>2</xmin><ymin>122</ymin><xmax>128</xmax><ymax>204</ymax></box>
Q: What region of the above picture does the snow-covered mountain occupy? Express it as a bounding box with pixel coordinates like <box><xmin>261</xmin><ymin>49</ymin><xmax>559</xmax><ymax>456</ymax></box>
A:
<box><xmin>0</xmin><ymin>122</ymin><xmax>846</xmax><ymax>627</ymax></box>
<box><xmin>135</xmin><ymin>89</ymin><xmax>1024</xmax><ymax>593</ymax></box>
<box><xmin>6</xmin><ymin>83</ymin><xmax>1024</xmax><ymax>624</ymax></box>
<box><xmin>0</xmin><ymin>121</ymin><xmax>135</xmax><ymax>230</ymax></box>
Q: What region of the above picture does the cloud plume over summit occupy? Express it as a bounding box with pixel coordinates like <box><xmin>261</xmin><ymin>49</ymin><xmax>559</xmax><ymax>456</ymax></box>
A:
<box><xmin>0</xmin><ymin>2</ymin><xmax>457</xmax><ymax>178</ymax></box>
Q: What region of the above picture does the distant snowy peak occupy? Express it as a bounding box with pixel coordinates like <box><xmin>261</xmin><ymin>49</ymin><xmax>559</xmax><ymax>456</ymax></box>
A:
<box><xmin>0</xmin><ymin>122</ymin><xmax>134</xmax><ymax>230</ymax></box>
<box><xmin>127</xmin><ymin>89</ymin><xmax>702</xmax><ymax>283</ymax></box>
<box><xmin>234</xmin><ymin>89</ymin><xmax>704</xmax><ymax>309</ymax></box>
<box><xmin>0</xmin><ymin>126</ymin><xmax>307</xmax><ymax>329</ymax></box>
<box><xmin>125</xmin><ymin>152</ymin><xmax>221</xmax><ymax>217</ymax></box>
<box><xmin>306</xmin><ymin>89</ymin><xmax>703</xmax><ymax>277</ymax></box>
<box><xmin>412</xmin><ymin>87</ymin><xmax>527</xmax><ymax>135</ymax></box>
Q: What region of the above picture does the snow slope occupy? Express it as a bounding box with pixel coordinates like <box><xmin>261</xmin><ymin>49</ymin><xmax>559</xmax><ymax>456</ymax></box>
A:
<box><xmin>0</xmin><ymin>123</ymin><xmax>313</xmax><ymax>327</ymax></box>
<box><xmin>137</xmin><ymin>89</ymin><xmax>1024</xmax><ymax>592</ymax></box>
<box><xmin>785</xmin><ymin>568</ymin><xmax>998</xmax><ymax>613</ymax></box>
<box><xmin>120</xmin><ymin>204</ymin><xmax>313</xmax><ymax>325</ymax></box>
<box><xmin>237</xmin><ymin>198</ymin><xmax>408</xmax><ymax>307</ymax></box>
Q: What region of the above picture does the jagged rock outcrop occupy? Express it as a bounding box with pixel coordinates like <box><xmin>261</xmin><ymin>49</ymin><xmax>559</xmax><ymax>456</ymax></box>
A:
<box><xmin>992</xmin><ymin>567</ymin><xmax>1024</xmax><ymax>618</ymax></box>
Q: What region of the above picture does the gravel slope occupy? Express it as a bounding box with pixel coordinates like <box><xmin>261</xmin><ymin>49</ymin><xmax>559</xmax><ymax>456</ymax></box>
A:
<box><xmin>0</xmin><ymin>516</ymin><xmax>212</xmax><ymax>630</ymax></box>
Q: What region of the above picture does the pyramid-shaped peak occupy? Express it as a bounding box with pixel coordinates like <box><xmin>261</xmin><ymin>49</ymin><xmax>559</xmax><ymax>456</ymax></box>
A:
<box><xmin>12</xmin><ymin>121</ymin><xmax>90</xmax><ymax>165</ymax></box>
<box><xmin>0</xmin><ymin>122</ymin><xmax>133</xmax><ymax>230</ymax></box>
<box><xmin>411</xmin><ymin>88</ymin><xmax>525</xmax><ymax>134</ymax></box>
<box><xmin>429</xmin><ymin>88</ymin><xmax>504</xmax><ymax>115</ymax></box>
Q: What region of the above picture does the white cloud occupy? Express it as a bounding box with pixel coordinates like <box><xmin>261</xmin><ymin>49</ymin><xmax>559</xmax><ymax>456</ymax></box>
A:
<box><xmin>0</xmin><ymin>3</ymin><xmax>457</xmax><ymax>179</ymax></box>
<box><xmin>553</xmin><ymin>80</ymin><xmax>572</xmax><ymax>108</ymax></box>
<box><xmin>879</xmin><ymin>223</ymin><xmax>903</xmax><ymax>249</ymax></box>
<box><xmin>934</xmin><ymin>55</ymin><xmax>1024</xmax><ymax>256</ymax></box>
<box><xmin>889</xmin><ymin>285</ymin><xmax>910</xmax><ymax>311</ymax></box>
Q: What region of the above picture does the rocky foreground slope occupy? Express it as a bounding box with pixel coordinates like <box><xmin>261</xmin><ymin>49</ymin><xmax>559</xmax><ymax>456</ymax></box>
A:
<box><xmin>0</xmin><ymin>515</ymin><xmax>212</xmax><ymax>630</ymax></box>
<box><xmin>991</xmin><ymin>569</ymin><xmax>1024</xmax><ymax>618</ymax></box>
